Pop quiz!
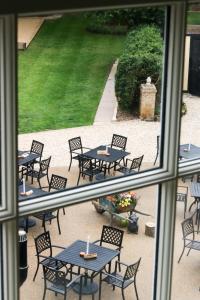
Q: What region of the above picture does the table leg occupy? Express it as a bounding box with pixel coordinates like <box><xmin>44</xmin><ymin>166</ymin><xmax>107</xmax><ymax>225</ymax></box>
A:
<box><xmin>73</xmin><ymin>269</ymin><xmax>98</xmax><ymax>295</ymax></box>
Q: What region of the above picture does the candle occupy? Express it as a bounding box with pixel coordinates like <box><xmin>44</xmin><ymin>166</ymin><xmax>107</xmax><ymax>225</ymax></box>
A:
<box><xmin>22</xmin><ymin>178</ymin><xmax>26</xmax><ymax>193</ymax></box>
<box><xmin>188</xmin><ymin>143</ymin><xmax>191</xmax><ymax>151</ymax></box>
<box><xmin>106</xmin><ymin>145</ymin><xmax>108</xmax><ymax>154</ymax></box>
<box><xmin>86</xmin><ymin>235</ymin><xmax>90</xmax><ymax>254</ymax></box>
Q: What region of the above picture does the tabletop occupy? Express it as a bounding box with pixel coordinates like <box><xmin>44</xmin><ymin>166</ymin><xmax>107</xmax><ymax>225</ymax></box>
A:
<box><xmin>179</xmin><ymin>144</ymin><xmax>200</xmax><ymax>160</ymax></box>
<box><xmin>83</xmin><ymin>145</ymin><xmax>130</xmax><ymax>163</ymax></box>
<box><xmin>190</xmin><ymin>182</ymin><xmax>200</xmax><ymax>198</ymax></box>
<box><xmin>18</xmin><ymin>185</ymin><xmax>49</xmax><ymax>201</ymax></box>
<box><xmin>18</xmin><ymin>150</ymin><xmax>40</xmax><ymax>166</ymax></box>
<box><xmin>55</xmin><ymin>240</ymin><xmax>119</xmax><ymax>273</ymax></box>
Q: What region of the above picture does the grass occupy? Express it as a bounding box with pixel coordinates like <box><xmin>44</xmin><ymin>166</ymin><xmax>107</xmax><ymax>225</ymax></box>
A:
<box><xmin>187</xmin><ymin>11</ymin><xmax>200</xmax><ymax>25</ymax></box>
<box><xmin>18</xmin><ymin>14</ymin><xmax>125</xmax><ymax>133</ymax></box>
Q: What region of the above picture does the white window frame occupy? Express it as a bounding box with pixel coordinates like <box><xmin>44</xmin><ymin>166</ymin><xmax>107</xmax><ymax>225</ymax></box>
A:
<box><xmin>1</xmin><ymin>1</ymin><xmax>199</xmax><ymax>300</ymax></box>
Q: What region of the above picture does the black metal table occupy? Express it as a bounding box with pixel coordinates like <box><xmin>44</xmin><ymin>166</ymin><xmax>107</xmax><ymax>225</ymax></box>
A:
<box><xmin>190</xmin><ymin>182</ymin><xmax>200</xmax><ymax>232</ymax></box>
<box><xmin>18</xmin><ymin>185</ymin><xmax>49</xmax><ymax>230</ymax></box>
<box><xmin>83</xmin><ymin>145</ymin><xmax>130</xmax><ymax>164</ymax></box>
<box><xmin>179</xmin><ymin>144</ymin><xmax>200</xmax><ymax>160</ymax></box>
<box><xmin>18</xmin><ymin>150</ymin><xmax>40</xmax><ymax>166</ymax></box>
<box><xmin>55</xmin><ymin>240</ymin><xmax>119</xmax><ymax>296</ymax></box>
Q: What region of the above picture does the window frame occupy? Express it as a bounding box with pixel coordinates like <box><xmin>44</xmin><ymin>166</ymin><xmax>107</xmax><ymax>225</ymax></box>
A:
<box><xmin>0</xmin><ymin>1</ymin><xmax>197</xmax><ymax>300</ymax></box>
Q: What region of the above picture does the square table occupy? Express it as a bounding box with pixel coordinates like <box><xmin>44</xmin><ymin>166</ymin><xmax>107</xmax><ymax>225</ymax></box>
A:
<box><xmin>179</xmin><ymin>144</ymin><xmax>200</xmax><ymax>160</ymax></box>
<box><xmin>55</xmin><ymin>240</ymin><xmax>119</xmax><ymax>296</ymax></box>
<box><xmin>83</xmin><ymin>145</ymin><xmax>130</xmax><ymax>164</ymax></box>
<box><xmin>18</xmin><ymin>150</ymin><xmax>40</xmax><ymax>166</ymax></box>
<box><xmin>18</xmin><ymin>185</ymin><xmax>49</xmax><ymax>231</ymax></box>
<box><xmin>190</xmin><ymin>182</ymin><xmax>200</xmax><ymax>232</ymax></box>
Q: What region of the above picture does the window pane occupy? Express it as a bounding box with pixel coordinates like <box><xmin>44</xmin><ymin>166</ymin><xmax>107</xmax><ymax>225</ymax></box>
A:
<box><xmin>17</xmin><ymin>7</ymin><xmax>166</xmax><ymax>200</ymax></box>
<box><xmin>20</xmin><ymin>184</ymin><xmax>158</xmax><ymax>299</ymax></box>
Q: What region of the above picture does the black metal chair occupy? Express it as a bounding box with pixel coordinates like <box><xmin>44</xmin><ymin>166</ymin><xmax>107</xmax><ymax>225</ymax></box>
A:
<box><xmin>49</xmin><ymin>174</ymin><xmax>67</xmax><ymax>215</ymax></box>
<box><xmin>33</xmin><ymin>231</ymin><xmax>66</xmax><ymax>281</ymax></box>
<box><xmin>42</xmin><ymin>264</ymin><xmax>83</xmax><ymax>300</ymax></box>
<box><xmin>77</xmin><ymin>155</ymin><xmax>105</xmax><ymax>185</ymax></box>
<box><xmin>22</xmin><ymin>140</ymin><xmax>44</xmax><ymax>178</ymax></box>
<box><xmin>176</xmin><ymin>186</ymin><xmax>188</xmax><ymax>219</ymax></box>
<box><xmin>178</xmin><ymin>216</ymin><xmax>200</xmax><ymax>263</ymax></box>
<box><xmin>104</xmin><ymin>134</ymin><xmax>128</xmax><ymax>173</ymax></box>
<box><xmin>26</xmin><ymin>156</ymin><xmax>51</xmax><ymax>189</ymax></box>
<box><xmin>93</xmin><ymin>225</ymin><xmax>124</xmax><ymax>272</ymax></box>
<box><xmin>68</xmin><ymin>136</ymin><xmax>91</xmax><ymax>171</ymax></box>
<box><xmin>115</xmin><ymin>155</ymin><xmax>144</xmax><ymax>175</ymax></box>
<box><xmin>153</xmin><ymin>135</ymin><xmax>160</xmax><ymax>165</ymax></box>
<box><xmin>33</xmin><ymin>175</ymin><xmax>64</xmax><ymax>233</ymax></box>
<box><xmin>100</xmin><ymin>258</ymin><xmax>141</xmax><ymax>300</ymax></box>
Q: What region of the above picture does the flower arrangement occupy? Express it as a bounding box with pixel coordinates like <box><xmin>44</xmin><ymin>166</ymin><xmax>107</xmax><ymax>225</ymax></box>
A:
<box><xmin>114</xmin><ymin>191</ymin><xmax>137</xmax><ymax>212</ymax></box>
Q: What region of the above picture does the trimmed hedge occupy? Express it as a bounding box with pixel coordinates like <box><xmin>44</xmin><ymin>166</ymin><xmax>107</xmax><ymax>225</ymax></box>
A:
<box><xmin>85</xmin><ymin>8</ymin><xmax>164</xmax><ymax>34</ymax></box>
<box><xmin>115</xmin><ymin>25</ymin><xmax>163</xmax><ymax>112</ymax></box>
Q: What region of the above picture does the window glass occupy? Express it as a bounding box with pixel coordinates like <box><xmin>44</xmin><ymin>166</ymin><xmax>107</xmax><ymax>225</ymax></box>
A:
<box><xmin>20</xmin><ymin>184</ymin><xmax>158</xmax><ymax>299</ymax></box>
<box><xmin>17</xmin><ymin>7</ymin><xmax>166</xmax><ymax>200</ymax></box>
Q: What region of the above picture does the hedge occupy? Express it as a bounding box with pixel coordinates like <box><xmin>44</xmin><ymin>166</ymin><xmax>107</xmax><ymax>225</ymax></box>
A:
<box><xmin>115</xmin><ymin>25</ymin><xmax>163</xmax><ymax>112</ymax></box>
<box><xmin>85</xmin><ymin>7</ymin><xmax>164</xmax><ymax>35</ymax></box>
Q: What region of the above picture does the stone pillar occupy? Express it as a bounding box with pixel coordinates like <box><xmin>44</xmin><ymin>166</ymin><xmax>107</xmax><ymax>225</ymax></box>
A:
<box><xmin>140</xmin><ymin>78</ymin><xmax>157</xmax><ymax>120</ymax></box>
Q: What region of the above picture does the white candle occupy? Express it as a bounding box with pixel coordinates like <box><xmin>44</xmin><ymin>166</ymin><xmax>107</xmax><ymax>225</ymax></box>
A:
<box><xmin>106</xmin><ymin>145</ymin><xmax>108</xmax><ymax>154</ymax></box>
<box><xmin>86</xmin><ymin>235</ymin><xmax>90</xmax><ymax>254</ymax></box>
<box><xmin>188</xmin><ymin>143</ymin><xmax>191</xmax><ymax>151</ymax></box>
<box><xmin>22</xmin><ymin>178</ymin><xmax>26</xmax><ymax>193</ymax></box>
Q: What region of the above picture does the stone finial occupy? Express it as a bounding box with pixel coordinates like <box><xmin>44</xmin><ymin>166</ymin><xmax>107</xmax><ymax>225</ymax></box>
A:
<box><xmin>146</xmin><ymin>76</ymin><xmax>151</xmax><ymax>85</ymax></box>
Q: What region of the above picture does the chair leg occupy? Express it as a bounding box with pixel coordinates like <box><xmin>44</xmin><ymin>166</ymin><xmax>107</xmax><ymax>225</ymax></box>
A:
<box><xmin>77</xmin><ymin>172</ymin><xmax>81</xmax><ymax>185</ymax></box>
<box><xmin>38</xmin><ymin>178</ymin><xmax>42</xmax><ymax>189</ymax></box>
<box><xmin>99</xmin><ymin>272</ymin><xmax>102</xmax><ymax>300</ymax></box>
<box><xmin>118</xmin><ymin>254</ymin><xmax>121</xmax><ymax>271</ymax></box>
<box><xmin>63</xmin><ymin>208</ymin><xmax>66</xmax><ymax>215</ymax></box>
<box><xmin>178</xmin><ymin>246</ymin><xmax>185</xmax><ymax>263</ymax></box>
<box><xmin>121</xmin><ymin>288</ymin><xmax>125</xmax><ymax>300</ymax></box>
<box><xmin>57</xmin><ymin>211</ymin><xmax>61</xmax><ymax>234</ymax></box>
<box><xmin>42</xmin><ymin>287</ymin><xmax>46</xmax><ymax>300</ymax></box>
<box><xmin>33</xmin><ymin>260</ymin><xmax>40</xmax><ymax>281</ymax></box>
<box><xmin>134</xmin><ymin>281</ymin><xmax>139</xmax><ymax>300</ymax></box>
<box><xmin>68</xmin><ymin>157</ymin><xmax>72</xmax><ymax>171</ymax></box>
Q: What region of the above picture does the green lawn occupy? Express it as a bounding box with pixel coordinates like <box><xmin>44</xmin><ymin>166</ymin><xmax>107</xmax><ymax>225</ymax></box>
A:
<box><xmin>187</xmin><ymin>11</ymin><xmax>200</xmax><ymax>25</ymax></box>
<box><xmin>18</xmin><ymin>14</ymin><xmax>125</xmax><ymax>133</ymax></box>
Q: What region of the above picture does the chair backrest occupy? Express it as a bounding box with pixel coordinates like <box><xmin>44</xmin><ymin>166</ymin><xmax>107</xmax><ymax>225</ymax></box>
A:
<box><xmin>68</xmin><ymin>136</ymin><xmax>83</xmax><ymax>153</ymax></box>
<box><xmin>100</xmin><ymin>225</ymin><xmax>124</xmax><ymax>248</ymax></box>
<box><xmin>176</xmin><ymin>186</ymin><xmax>188</xmax><ymax>202</ymax></box>
<box><xmin>34</xmin><ymin>231</ymin><xmax>52</xmax><ymax>256</ymax></box>
<box><xmin>39</xmin><ymin>156</ymin><xmax>51</xmax><ymax>173</ymax></box>
<box><xmin>181</xmin><ymin>217</ymin><xmax>194</xmax><ymax>239</ymax></box>
<box><xmin>43</xmin><ymin>264</ymin><xmax>67</xmax><ymax>293</ymax></box>
<box><xmin>124</xmin><ymin>257</ymin><xmax>141</xmax><ymax>281</ymax></box>
<box><xmin>49</xmin><ymin>174</ymin><xmax>67</xmax><ymax>192</ymax></box>
<box><xmin>130</xmin><ymin>155</ymin><xmax>144</xmax><ymax>172</ymax></box>
<box><xmin>111</xmin><ymin>134</ymin><xmax>127</xmax><ymax>151</ymax></box>
<box><xmin>78</xmin><ymin>155</ymin><xmax>92</xmax><ymax>171</ymax></box>
<box><xmin>30</xmin><ymin>140</ymin><xmax>44</xmax><ymax>157</ymax></box>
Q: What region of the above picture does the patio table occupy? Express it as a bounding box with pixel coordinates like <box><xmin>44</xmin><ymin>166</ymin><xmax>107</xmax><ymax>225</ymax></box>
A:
<box><xmin>190</xmin><ymin>182</ymin><xmax>200</xmax><ymax>232</ymax></box>
<box><xmin>55</xmin><ymin>239</ymin><xmax>119</xmax><ymax>297</ymax></box>
<box><xmin>83</xmin><ymin>145</ymin><xmax>130</xmax><ymax>164</ymax></box>
<box><xmin>18</xmin><ymin>185</ymin><xmax>49</xmax><ymax>231</ymax></box>
<box><xmin>18</xmin><ymin>150</ymin><xmax>40</xmax><ymax>166</ymax></box>
<box><xmin>179</xmin><ymin>144</ymin><xmax>200</xmax><ymax>160</ymax></box>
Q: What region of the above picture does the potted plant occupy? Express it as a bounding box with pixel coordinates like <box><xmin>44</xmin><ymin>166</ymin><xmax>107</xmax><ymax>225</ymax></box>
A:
<box><xmin>115</xmin><ymin>192</ymin><xmax>138</xmax><ymax>213</ymax></box>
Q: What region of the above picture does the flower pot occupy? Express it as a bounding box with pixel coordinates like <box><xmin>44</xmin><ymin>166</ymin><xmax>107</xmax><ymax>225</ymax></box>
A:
<box><xmin>115</xmin><ymin>205</ymin><xmax>135</xmax><ymax>213</ymax></box>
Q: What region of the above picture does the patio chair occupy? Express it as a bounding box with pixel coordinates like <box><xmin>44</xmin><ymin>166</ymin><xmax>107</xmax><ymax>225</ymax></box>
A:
<box><xmin>99</xmin><ymin>258</ymin><xmax>141</xmax><ymax>300</ymax></box>
<box><xmin>33</xmin><ymin>175</ymin><xmax>65</xmax><ymax>234</ymax></box>
<box><xmin>42</xmin><ymin>264</ymin><xmax>83</xmax><ymax>300</ymax></box>
<box><xmin>26</xmin><ymin>156</ymin><xmax>51</xmax><ymax>189</ymax></box>
<box><xmin>154</xmin><ymin>135</ymin><xmax>160</xmax><ymax>165</ymax></box>
<box><xmin>49</xmin><ymin>174</ymin><xmax>68</xmax><ymax>214</ymax></box>
<box><xmin>68</xmin><ymin>136</ymin><xmax>91</xmax><ymax>171</ymax></box>
<box><xmin>93</xmin><ymin>225</ymin><xmax>124</xmax><ymax>272</ymax></box>
<box><xmin>104</xmin><ymin>134</ymin><xmax>128</xmax><ymax>173</ymax></box>
<box><xmin>77</xmin><ymin>155</ymin><xmax>105</xmax><ymax>185</ymax></box>
<box><xmin>178</xmin><ymin>216</ymin><xmax>200</xmax><ymax>263</ymax></box>
<box><xmin>176</xmin><ymin>186</ymin><xmax>188</xmax><ymax>219</ymax></box>
<box><xmin>115</xmin><ymin>155</ymin><xmax>144</xmax><ymax>175</ymax></box>
<box><xmin>21</xmin><ymin>140</ymin><xmax>44</xmax><ymax>178</ymax></box>
<box><xmin>33</xmin><ymin>231</ymin><xmax>66</xmax><ymax>281</ymax></box>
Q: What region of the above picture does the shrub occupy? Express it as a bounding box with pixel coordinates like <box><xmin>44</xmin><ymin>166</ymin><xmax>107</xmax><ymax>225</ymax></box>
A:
<box><xmin>115</xmin><ymin>25</ymin><xmax>163</xmax><ymax>112</ymax></box>
<box><xmin>85</xmin><ymin>7</ymin><xmax>164</xmax><ymax>35</ymax></box>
